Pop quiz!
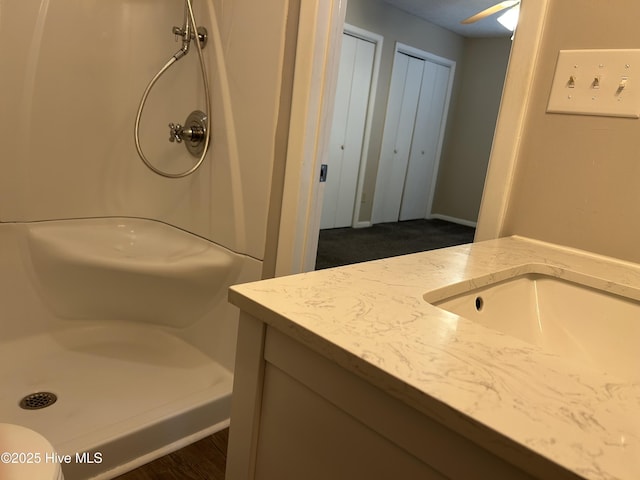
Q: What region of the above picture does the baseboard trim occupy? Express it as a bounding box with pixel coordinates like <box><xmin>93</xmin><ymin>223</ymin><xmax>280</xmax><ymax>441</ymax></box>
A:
<box><xmin>428</xmin><ymin>214</ymin><xmax>477</xmax><ymax>228</ymax></box>
<box><xmin>353</xmin><ymin>221</ymin><xmax>372</xmax><ymax>229</ymax></box>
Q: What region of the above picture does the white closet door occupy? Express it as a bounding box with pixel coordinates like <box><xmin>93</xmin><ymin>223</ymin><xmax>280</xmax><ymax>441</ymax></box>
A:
<box><xmin>399</xmin><ymin>61</ymin><xmax>450</xmax><ymax>220</ymax></box>
<box><xmin>321</xmin><ymin>34</ymin><xmax>375</xmax><ymax>229</ymax></box>
<box><xmin>372</xmin><ymin>53</ymin><xmax>424</xmax><ymax>224</ymax></box>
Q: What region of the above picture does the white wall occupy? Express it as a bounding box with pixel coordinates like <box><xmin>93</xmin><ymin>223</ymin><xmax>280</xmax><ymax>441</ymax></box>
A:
<box><xmin>0</xmin><ymin>0</ymin><xmax>289</xmax><ymax>261</ymax></box>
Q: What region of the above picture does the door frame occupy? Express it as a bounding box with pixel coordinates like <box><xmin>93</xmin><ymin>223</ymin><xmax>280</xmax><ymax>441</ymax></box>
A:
<box><xmin>342</xmin><ymin>25</ymin><xmax>384</xmax><ymax>229</ymax></box>
<box><xmin>273</xmin><ymin>0</ymin><xmax>347</xmax><ymax>276</ymax></box>
<box><xmin>475</xmin><ymin>0</ymin><xmax>551</xmax><ymax>241</ymax></box>
<box><xmin>372</xmin><ymin>42</ymin><xmax>456</xmax><ymax>225</ymax></box>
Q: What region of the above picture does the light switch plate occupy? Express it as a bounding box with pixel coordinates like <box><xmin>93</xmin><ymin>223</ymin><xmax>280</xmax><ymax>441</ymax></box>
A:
<box><xmin>547</xmin><ymin>49</ymin><xmax>640</xmax><ymax>118</ymax></box>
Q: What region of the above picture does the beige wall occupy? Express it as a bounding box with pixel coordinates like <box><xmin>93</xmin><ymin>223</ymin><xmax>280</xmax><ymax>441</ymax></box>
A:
<box><xmin>498</xmin><ymin>0</ymin><xmax>640</xmax><ymax>262</ymax></box>
<box><xmin>345</xmin><ymin>0</ymin><xmax>465</xmax><ymax>223</ymax></box>
<box><xmin>432</xmin><ymin>37</ymin><xmax>512</xmax><ymax>223</ymax></box>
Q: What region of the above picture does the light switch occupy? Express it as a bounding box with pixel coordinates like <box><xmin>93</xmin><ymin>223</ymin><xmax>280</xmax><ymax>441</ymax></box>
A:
<box><xmin>547</xmin><ymin>49</ymin><xmax>640</xmax><ymax>118</ymax></box>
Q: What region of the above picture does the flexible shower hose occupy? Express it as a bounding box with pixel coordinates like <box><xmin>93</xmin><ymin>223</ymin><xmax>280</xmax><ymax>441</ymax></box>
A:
<box><xmin>134</xmin><ymin>0</ymin><xmax>211</xmax><ymax>178</ymax></box>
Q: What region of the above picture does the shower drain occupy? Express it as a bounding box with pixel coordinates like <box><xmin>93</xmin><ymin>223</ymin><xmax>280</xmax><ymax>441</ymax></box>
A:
<box><xmin>19</xmin><ymin>392</ymin><xmax>58</xmax><ymax>410</ymax></box>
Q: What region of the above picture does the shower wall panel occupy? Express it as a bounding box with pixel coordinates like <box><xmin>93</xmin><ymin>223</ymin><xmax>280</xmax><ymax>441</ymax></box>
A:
<box><xmin>0</xmin><ymin>0</ymin><xmax>289</xmax><ymax>261</ymax></box>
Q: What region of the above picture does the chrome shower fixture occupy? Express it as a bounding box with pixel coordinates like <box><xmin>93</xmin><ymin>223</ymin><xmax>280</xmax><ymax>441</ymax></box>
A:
<box><xmin>172</xmin><ymin>0</ymin><xmax>208</xmax><ymax>61</ymax></box>
<box><xmin>168</xmin><ymin>110</ymin><xmax>208</xmax><ymax>157</ymax></box>
<box><xmin>172</xmin><ymin>26</ymin><xmax>208</xmax><ymax>56</ymax></box>
<box><xmin>134</xmin><ymin>0</ymin><xmax>212</xmax><ymax>179</ymax></box>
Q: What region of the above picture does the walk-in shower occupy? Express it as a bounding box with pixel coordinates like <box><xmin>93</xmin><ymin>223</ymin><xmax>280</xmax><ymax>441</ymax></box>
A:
<box><xmin>134</xmin><ymin>0</ymin><xmax>212</xmax><ymax>178</ymax></box>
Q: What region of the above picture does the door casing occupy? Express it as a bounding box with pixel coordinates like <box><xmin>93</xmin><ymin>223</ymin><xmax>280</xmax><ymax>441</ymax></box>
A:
<box><xmin>320</xmin><ymin>25</ymin><xmax>383</xmax><ymax>230</ymax></box>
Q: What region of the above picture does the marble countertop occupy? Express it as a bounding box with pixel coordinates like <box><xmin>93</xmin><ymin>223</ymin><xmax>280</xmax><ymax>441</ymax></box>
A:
<box><xmin>228</xmin><ymin>236</ymin><xmax>640</xmax><ymax>480</ymax></box>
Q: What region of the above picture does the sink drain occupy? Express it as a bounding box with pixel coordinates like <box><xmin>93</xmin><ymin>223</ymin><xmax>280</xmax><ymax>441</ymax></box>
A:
<box><xmin>19</xmin><ymin>392</ymin><xmax>57</xmax><ymax>410</ymax></box>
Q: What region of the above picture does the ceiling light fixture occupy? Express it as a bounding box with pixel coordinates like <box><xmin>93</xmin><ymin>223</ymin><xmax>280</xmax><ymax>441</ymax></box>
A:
<box><xmin>496</xmin><ymin>4</ymin><xmax>520</xmax><ymax>32</ymax></box>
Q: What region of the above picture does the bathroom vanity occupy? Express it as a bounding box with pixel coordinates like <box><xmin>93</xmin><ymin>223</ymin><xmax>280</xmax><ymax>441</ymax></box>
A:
<box><xmin>226</xmin><ymin>236</ymin><xmax>640</xmax><ymax>480</ymax></box>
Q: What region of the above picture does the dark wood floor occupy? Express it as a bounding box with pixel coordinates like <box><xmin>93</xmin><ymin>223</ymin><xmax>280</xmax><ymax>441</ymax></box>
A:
<box><xmin>115</xmin><ymin>428</ymin><xmax>228</xmax><ymax>480</ymax></box>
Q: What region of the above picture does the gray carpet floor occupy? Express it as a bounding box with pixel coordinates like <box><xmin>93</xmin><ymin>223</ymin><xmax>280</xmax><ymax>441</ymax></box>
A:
<box><xmin>315</xmin><ymin>219</ymin><xmax>475</xmax><ymax>270</ymax></box>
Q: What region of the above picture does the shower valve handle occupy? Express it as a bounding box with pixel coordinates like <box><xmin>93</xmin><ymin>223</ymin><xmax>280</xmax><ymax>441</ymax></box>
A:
<box><xmin>168</xmin><ymin>123</ymin><xmax>184</xmax><ymax>143</ymax></box>
<box><xmin>168</xmin><ymin>122</ymin><xmax>206</xmax><ymax>145</ymax></box>
<box><xmin>167</xmin><ymin>111</ymin><xmax>207</xmax><ymax>155</ymax></box>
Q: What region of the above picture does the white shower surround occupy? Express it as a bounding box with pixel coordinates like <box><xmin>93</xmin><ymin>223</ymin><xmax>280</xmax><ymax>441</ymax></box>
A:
<box><xmin>0</xmin><ymin>0</ymin><xmax>289</xmax><ymax>478</ymax></box>
<box><xmin>0</xmin><ymin>0</ymin><xmax>286</xmax><ymax>259</ymax></box>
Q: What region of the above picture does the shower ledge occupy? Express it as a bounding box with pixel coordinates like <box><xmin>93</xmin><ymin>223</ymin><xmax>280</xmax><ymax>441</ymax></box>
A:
<box><xmin>25</xmin><ymin>217</ymin><xmax>242</xmax><ymax>328</ymax></box>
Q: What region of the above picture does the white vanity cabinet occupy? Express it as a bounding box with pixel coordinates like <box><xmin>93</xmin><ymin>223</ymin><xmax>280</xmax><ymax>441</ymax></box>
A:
<box><xmin>225</xmin><ymin>314</ymin><xmax>560</xmax><ymax>480</ymax></box>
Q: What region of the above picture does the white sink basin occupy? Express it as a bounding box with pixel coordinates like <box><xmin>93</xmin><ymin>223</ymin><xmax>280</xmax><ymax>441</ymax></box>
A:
<box><xmin>425</xmin><ymin>269</ymin><xmax>640</xmax><ymax>382</ymax></box>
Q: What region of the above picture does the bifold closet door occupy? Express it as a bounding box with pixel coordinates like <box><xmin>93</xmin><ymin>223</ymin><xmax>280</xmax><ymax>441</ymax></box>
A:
<box><xmin>373</xmin><ymin>51</ymin><xmax>451</xmax><ymax>224</ymax></box>
<box><xmin>372</xmin><ymin>53</ymin><xmax>424</xmax><ymax>224</ymax></box>
<box><xmin>399</xmin><ymin>61</ymin><xmax>450</xmax><ymax>221</ymax></box>
<box><xmin>320</xmin><ymin>33</ymin><xmax>375</xmax><ymax>229</ymax></box>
